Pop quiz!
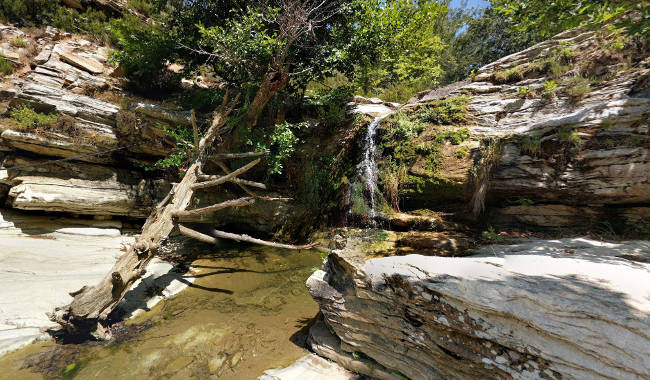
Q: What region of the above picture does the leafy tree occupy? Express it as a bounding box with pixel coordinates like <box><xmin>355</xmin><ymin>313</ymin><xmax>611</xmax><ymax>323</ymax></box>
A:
<box><xmin>493</xmin><ymin>0</ymin><xmax>649</xmax><ymax>39</ymax></box>
<box><xmin>443</xmin><ymin>6</ymin><xmax>536</xmax><ymax>83</ymax></box>
<box><xmin>347</xmin><ymin>0</ymin><xmax>450</xmax><ymax>97</ymax></box>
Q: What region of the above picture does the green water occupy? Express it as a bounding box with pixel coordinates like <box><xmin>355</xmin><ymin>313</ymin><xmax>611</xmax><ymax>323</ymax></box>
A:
<box><xmin>0</xmin><ymin>246</ymin><xmax>323</xmax><ymax>380</ymax></box>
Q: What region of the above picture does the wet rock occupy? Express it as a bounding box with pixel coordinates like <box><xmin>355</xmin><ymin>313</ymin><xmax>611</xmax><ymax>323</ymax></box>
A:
<box><xmin>307</xmin><ymin>237</ymin><xmax>650</xmax><ymax>379</ymax></box>
<box><xmin>259</xmin><ymin>353</ymin><xmax>359</xmax><ymax>380</ymax></box>
<box><xmin>347</xmin><ymin>103</ymin><xmax>393</xmax><ymax>118</ymax></box>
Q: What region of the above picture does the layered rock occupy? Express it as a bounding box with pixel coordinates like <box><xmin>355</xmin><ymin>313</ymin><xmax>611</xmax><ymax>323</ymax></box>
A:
<box><xmin>308</xmin><ymin>237</ymin><xmax>650</xmax><ymax>379</ymax></box>
<box><xmin>0</xmin><ymin>208</ymin><xmax>192</xmax><ymax>354</ymax></box>
<box><xmin>0</xmin><ymin>156</ymin><xmax>170</xmax><ymax>217</ymax></box>
<box><xmin>391</xmin><ymin>28</ymin><xmax>649</xmax><ymax>221</ymax></box>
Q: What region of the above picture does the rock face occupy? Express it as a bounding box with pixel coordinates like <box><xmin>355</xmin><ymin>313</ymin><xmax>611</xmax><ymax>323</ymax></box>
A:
<box><xmin>307</xmin><ymin>237</ymin><xmax>650</xmax><ymax>379</ymax></box>
<box><xmin>0</xmin><ymin>209</ymin><xmax>192</xmax><ymax>354</ymax></box>
<box><xmin>0</xmin><ymin>156</ymin><xmax>170</xmax><ymax>217</ymax></box>
<box><xmin>391</xmin><ymin>28</ymin><xmax>649</xmax><ymax>225</ymax></box>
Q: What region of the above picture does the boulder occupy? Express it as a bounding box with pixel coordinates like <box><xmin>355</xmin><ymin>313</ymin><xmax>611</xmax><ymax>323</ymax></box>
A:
<box><xmin>308</xmin><ymin>237</ymin><xmax>650</xmax><ymax>379</ymax></box>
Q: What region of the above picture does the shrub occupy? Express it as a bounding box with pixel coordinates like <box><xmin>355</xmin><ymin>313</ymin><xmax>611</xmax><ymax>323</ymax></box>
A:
<box><xmin>562</xmin><ymin>75</ymin><xmax>591</xmax><ymax>101</ymax></box>
<box><xmin>388</xmin><ymin>111</ymin><xmax>425</xmax><ymax>139</ymax></box>
<box><xmin>415</xmin><ymin>96</ymin><xmax>470</xmax><ymax>125</ymax></box>
<box><xmin>542</xmin><ymin>80</ymin><xmax>558</xmax><ymax>98</ymax></box>
<box><xmin>7</xmin><ymin>105</ymin><xmax>58</xmax><ymax>130</ymax></box>
<box><xmin>517</xmin><ymin>86</ymin><xmax>531</xmax><ymax>98</ymax></box>
<box><xmin>9</xmin><ymin>37</ymin><xmax>27</xmax><ymax>47</ymax></box>
<box><xmin>482</xmin><ymin>227</ymin><xmax>505</xmax><ymax>243</ymax></box>
<box><xmin>455</xmin><ymin>147</ymin><xmax>469</xmax><ymax>158</ymax></box>
<box><xmin>520</xmin><ymin>134</ymin><xmax>541</xmax><ymax>156</ymax></box>
<box><xmin>558</xmin><ymin>126</ymin><xmax>583</xmax><ymax>148</ymax></box>
<box><xmin>309</xmin><ymin>85</ymin><xmax>356</xmax><ymax>126</ymax></box>
<box><xmin>0</xmin><ymin>56</ymin><xmax>13</xmax><ymax>75</ymax></box>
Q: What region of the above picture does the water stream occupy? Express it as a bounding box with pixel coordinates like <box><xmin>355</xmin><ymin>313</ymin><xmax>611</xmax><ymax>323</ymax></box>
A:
<box><xmin>358</xmin><ymin>114</ymin><xmax>390</xmax><ymax>220</ymax></box>
<box><xmin>0</xmin><ymin>245</ymin><xmax>322</xmax><ymax>380</ymax></box>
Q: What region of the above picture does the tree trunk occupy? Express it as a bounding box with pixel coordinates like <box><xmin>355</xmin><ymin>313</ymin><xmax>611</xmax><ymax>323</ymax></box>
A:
<box><xmin>48</xmin><ymin>99</ymin><xmax>237</xmax><ymax>338</ymax></box>
<box><xmin>244</xmin><ymin>70</ymin><xmax>290</xmax><ymax>131</ymax></box>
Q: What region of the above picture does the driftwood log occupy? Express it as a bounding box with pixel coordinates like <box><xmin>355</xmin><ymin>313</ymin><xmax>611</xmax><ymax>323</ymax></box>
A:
<box><xmin>48</xmin><ymin>94</ymin><xmax>311</xmax><ymax>338</ymax></box>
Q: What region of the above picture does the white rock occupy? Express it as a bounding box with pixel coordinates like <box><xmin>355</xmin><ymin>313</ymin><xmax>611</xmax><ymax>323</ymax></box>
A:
<box><xmin>259</xmin><ymin>354</ymin><xmax>358</xmax><ymax>380</ymax></box>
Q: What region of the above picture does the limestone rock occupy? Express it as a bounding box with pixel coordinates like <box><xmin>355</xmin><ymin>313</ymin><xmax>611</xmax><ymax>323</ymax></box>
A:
<box><xmin>0</xmin><ymin>209</ymin><xmax>131</xmax><ymax>354</ymax></box>
<box><xmin>59</xmin><ymin>51</ymin><xmax>104</xmax><ymax>74</ymax></box>
<box><xmin>308</xmin><ymin>237</ymin><xmax>650</xmax><ymax>380</ymax></box>
<box><xmin>1</xmin><ymin>156</ymin><xmax>170</xmax><ymax>217</ymax></box>
<box><xmin>259</xmin><ymin>354</ymin><xmax>359</xmax><ymax>380</ymax></box>
<box><xmin>400</xmin><ymin>29</ymin><xmax>650</xmax><ymax>211</ymax></box>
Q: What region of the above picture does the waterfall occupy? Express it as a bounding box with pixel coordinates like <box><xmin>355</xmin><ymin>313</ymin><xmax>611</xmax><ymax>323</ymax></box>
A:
<box><xmin>358</xmin><ymin>114</ymin><xmax>390</xmax><ymax>220</ymax></box>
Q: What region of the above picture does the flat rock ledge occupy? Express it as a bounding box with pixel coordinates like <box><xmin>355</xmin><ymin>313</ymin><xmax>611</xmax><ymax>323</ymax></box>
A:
<box><xmin>307</xmin><ymin>237</ymin><xmax>650</xmax><ymax>380</ymax></box>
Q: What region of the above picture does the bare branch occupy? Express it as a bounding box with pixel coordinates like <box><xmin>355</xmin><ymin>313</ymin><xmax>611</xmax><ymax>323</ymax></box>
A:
<box><xmin>173</xmin><ymin>197</ymin><xmax>255</xmax><ymax>218</ymax></box>
<box><xmin>178</xmin><ymin>224</ymin><xmax>316</xmax><ymax>250</ymax></box>
<box><xmin>191</xmin><ymin>158</ymin><xmax>261</xmax><ymax>190</ymax></box>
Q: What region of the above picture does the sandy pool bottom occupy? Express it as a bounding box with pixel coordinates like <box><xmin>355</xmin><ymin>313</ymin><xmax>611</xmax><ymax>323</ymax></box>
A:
<box><xmin>0</xmin><ymin>245</ymin><xmax>323</xmax><ymax>380</ymax></box>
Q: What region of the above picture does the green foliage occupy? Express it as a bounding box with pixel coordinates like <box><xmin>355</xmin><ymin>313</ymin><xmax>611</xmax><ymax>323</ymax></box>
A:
<box><xmin>266</xmin><ymin>122</ymin><xmax>300</xmax><ymax>175</ymax></box>
<box><xmin>493</xmin><ymin>0</ymin><xmax>649</xmax><ymax>40</ymax></box>
<box><xmin>0</xmin><ymin>56</ymin><xmax>13</xmax><ymax>75</ymax></box>
<box><xmin>414</xmin><ymin>96</ymin><xmax>469</xmax><ymax>125</ymax></box>
<box><xmin>6</xmin><ymin>105</ymin><xmax>58</xmax><ymax>129</ymax></box>
<box><xmin>0</xmin><ymin>0</ymin><xmax>56</xmax><ymax>25</ymax></box>
<box><xmin>454</xmin><ymin>147</ymin><xmax>469</xmax><ymax>159</ymax></box>
<box><xmin>446</xmin><ymin>6</ymin><xmax>536</xmax><ymax>82</ymax></box>
<box><xmin>517</xmin><ymin>86</ymin><xmax>531</xmax><ymax>98</ymax></box>
<box><xmin>350</xmin><ymin>0</ymin><xmax>449</xmax><ymax>97</ymax></box>
<box><xmin>517</xmin><ymin>198</ymin><xmax>534</xmax><ymax>206</ymax></box>
<box><xmin>308</xmin><ymin>85</ymin><xmax>356</xmax><ymax>126</ymax></box>
<box><xmin>388</xmin><ymin>111</ymin><xmax>426</xmax><ymax>140</ymax></box>
<box><xmin>109</xmin><ymin>13</ymin><xmax>177</xmax><ymax>93</ymax></box>
<box><xmin>561</xmin><ymin>75</ymin><xmax>591</xmax><ymax>101</ymax></box>
<box><xmin>9</xmin><ymin>37</ymin><xmax>27</xmax><ymax>47</ymax></box>
<box><xmin>52</xmin><ymin>7</ymin><xmax>112</xmax><ymax>43</ymax></box>
<box><xmin>152</xmin><ymin>123</ymin><xmax>195</xmax><ymax>171</ymax></box>
<box><xmin>558</xmin><ymin>126</ymin><xmax>583</xmax><ymax>148</ymax></box>
<box><xmin>542</xmin><ymin>80</ymin><xmax>558</xmax><ymax>98</ymax></box>
<box><xmin>520</xmin><ymin>134</ymin><xmax>541</xmax><ymax>156</ymax></box>
<box><xmin>482</xmin><ymin>226</ymin><xmax>505</xmax><ymax>243</ymax></box>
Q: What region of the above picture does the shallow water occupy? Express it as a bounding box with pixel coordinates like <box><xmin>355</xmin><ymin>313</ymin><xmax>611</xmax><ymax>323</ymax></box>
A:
<box><xmin>0</xmin><ymin>245</ymin><xmax>323</xmax><ymax>380</ymax></box>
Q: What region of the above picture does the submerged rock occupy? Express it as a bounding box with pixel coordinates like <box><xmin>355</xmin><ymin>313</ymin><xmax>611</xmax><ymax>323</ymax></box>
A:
<box><xmin>307</xmin><ymin>237</ymin><xmax>650</xmax><ymax>379</ymax></box>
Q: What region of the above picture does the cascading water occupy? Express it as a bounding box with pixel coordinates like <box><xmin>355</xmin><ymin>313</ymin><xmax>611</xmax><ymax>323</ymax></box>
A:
<box><xmin>358</xmin><ymin>114</ymin><xmax>390</xmax><ymax>220</ymax></box>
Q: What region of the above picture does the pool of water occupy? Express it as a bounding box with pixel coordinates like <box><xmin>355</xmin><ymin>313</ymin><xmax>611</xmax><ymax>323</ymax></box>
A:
<box><xmin>0</xmin><ymin>245</ymin><xmax>323</xmax><ymax>380</ymax></box>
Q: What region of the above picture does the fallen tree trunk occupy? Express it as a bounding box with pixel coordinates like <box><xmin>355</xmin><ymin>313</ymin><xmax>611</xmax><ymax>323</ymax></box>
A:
<box><xmin>173</xmin><ymin>197</ymin><xmax>255</xmax><ymax>218</ymax></box>
<box><xmin>178</xmin><ymin>225</ymin><xmax>316</xmax><ymax>250</ymax></box>
<box><xmin>48</xmin><ymin>95</ymin><xmax>239</xmax><ymax>338</ymax></box>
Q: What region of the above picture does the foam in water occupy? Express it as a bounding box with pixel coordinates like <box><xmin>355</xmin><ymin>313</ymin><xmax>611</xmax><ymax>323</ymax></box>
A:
<box><xmin>359</xmin><ymin>114</ymin><xmax>390</xmax><ymax>220</ymax></box>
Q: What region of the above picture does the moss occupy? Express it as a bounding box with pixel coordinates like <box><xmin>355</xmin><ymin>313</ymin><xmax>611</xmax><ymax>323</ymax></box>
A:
<box><xmin>413</xmin><ymin>96</ymin><xmax>470</xmax><ymax>125</ymax></box>
<box><xmin>5</xmin><ymin>105</ymin><xmax>58</xmax><ymax>130</ymax></box>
